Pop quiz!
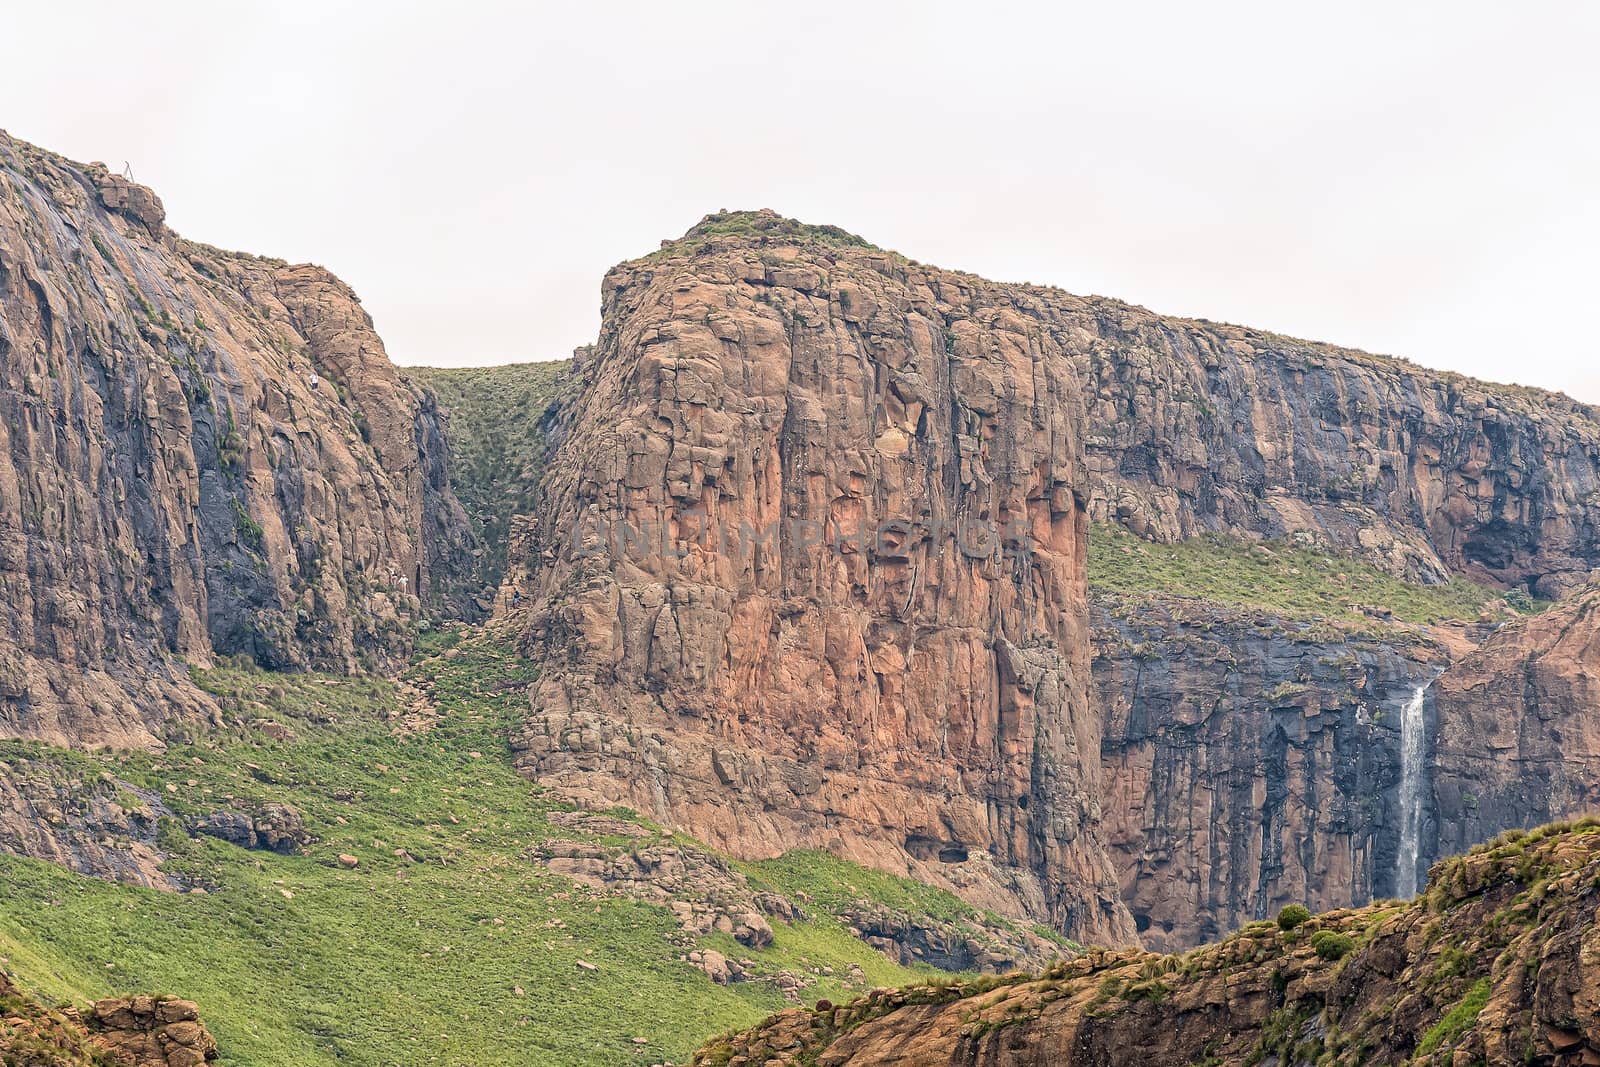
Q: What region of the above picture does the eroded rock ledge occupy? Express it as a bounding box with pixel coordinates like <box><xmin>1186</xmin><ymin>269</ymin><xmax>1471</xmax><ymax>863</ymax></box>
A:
<box><xmin>0</xmin><ymin>972</ymin><xmax>218</xmax><ymax>1066</ymax></box>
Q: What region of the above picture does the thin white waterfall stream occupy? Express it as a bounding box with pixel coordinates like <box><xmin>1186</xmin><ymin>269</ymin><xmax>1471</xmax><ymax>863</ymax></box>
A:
<box><xmin>1395</xmin><ymin>679</ymin><xmax>1434</xmax><ymax>898</ymax></box>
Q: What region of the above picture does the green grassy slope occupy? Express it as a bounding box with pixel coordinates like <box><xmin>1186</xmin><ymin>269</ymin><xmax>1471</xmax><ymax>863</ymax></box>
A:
<box><xmin>404</xmin><ymin>362</ymin><xmax>572</xmax><ymax>596</ymax></box>
<box><xmin>1087</xmin><ymin>522</ymin><xmax>1529</xmax><ymax>629</ymax></box>
<box><xmin>0</xmin><ymin>635</ymin><xmax>969</xmax><ymax>1067</ymax></box>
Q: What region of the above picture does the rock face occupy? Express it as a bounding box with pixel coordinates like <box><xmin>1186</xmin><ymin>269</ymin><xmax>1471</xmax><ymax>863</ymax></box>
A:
<box><xmin>0</xmin><ymin>971</ymin><xmax>218</xmax><ymax>1067</ymax></box>
<box><xmin>0</xmin><ymin>131</ymin><xmax>470</xmax><ymax>748</ymax></box>
<box><xmin>1433</xmin><ymin>581</ymin><xmax>1600</xmax><ymax>857</ymax></box>
<box><xmin>86</xmin><ymin>995</ymin><xmax>218</xmax><ymax>1067</ymax></box>
<box><xmin>504</xmin><ymin>210</ymin><xmax>1600</xmax><ymax>946</ymax></box>
<box><xmin>1093</xmin><ymin>597</ymin><xmax>1445</xmax><ymax>950</ymax></box>
<box><xmin>1078</xmin><ymin>316</ymin><xmax>1600</xmax><ymax>599</ymax></box>
<box><xmin>0</xmin><ymin>752</ymin><xmax>177</xmax><ymax>887</ymax></box>
<box><xmin>190</xmin><ymin>801</ymin><xmax>310</xmax><ymax>854</ymax></box>
<box><xmin>509</xmin><ymin>211</ymin><xmax>1131</xmax><ymax>943</ymax></box>
<box><xmin>698</xmin><ymin>820</ymin><xmax>1600</xmax><ymax>1067</ymax></box>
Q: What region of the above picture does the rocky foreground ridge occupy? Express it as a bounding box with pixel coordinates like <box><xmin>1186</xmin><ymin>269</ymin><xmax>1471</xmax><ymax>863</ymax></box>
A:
<box><xmin>0</xmin><ymin>131</ymin><xmax>471</xmax><ymax>748</ymax></box>
<box><xmin>695</xmin><ymin>818</ymin><xmax>1600</xmax><ymax>1066</ymax></box>
<box><xmin>0</xmin><ymin>971</ymin><xmax>217</xmax><ymax>1066</ymax></box>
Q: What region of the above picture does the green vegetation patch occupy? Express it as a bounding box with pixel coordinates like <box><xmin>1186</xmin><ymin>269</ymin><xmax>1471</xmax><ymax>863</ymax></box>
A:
<box><xmin>646</xmin><ymin>210</ymin><xmax>881</xmax><ymax>261</ymax></box>
<box><xmin>404</xmin><ymin>361</ymin><xmax>572</xmax><ymax>594</ymax></box>
<box><xmin>741</xmin><ymin>850</ymin><xmax>981</xmax><ymax>927</ymax></box>
<box><xmin>0</xmin><ymin>636</ymin><xmax>933</xmax><ymax>1067</ymax></box>
<box><xmin>1089</xmin><ymin>523</ymin><xmax>1519</xmax><ymax>628</ymax></box>
<box><xmin>1417</xmin><ymin>976</ymin><xmax>1491</xmax><ymax>1054</ymax></box>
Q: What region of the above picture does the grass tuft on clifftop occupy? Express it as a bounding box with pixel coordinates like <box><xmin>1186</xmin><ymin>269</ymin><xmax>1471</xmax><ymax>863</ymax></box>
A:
<box><xmin>645</xmin><ymin>209</ymin><xmax>881</xmax><ymax>261</ymax></box>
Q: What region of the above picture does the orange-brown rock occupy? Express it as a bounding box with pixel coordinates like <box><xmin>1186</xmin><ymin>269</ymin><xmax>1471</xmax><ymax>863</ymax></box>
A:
<box><xmin>0</xmin><ymin>972</ymin><xmax>217</xmax><ymax>1067</ymax></box>
<box><xmin>86</xmin><ymin>995</ymin><xmax>217</xmax><ymax>1067</ymax></box>
<box><xmin>698</xmin><ymin>820</ymin><xmax>1600</xmax><ymax>1066</ymax></box>
<box><xmin>508</xmin><ymin>212</ymin><xmax>1133</xmax><ymax>943</ymax></box>
<box><xmin>498</xmin><ymin>211</ymin><xmax>1600</xmax><ymax>946</ymax></box>
<box><xmin>0</xmin><ymin>131</ymin><xmax>471</xmax><ymax>748</ymax></box>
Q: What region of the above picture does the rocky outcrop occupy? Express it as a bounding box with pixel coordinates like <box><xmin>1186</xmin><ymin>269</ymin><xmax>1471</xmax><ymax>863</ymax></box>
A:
<box><xmin>536</xmin><ymin>811</ymin><xmax>1064</xmax><ymax>975</ymax></box>
<box><xmin>1094</xmin><ymin>596</ymin><xmax>1446</xmax><ymax>950</ymax></box>
<box><xmin>463</xmin><ymin>264</ymin><xmax>1600</xmax><ymax>604</ymax></box>
<box><xmin>697</xmin><ymin>820</ymin><xmax>1600</xmax><ymax>1066</ymax></box>
<box><xmin>189</xmin><ymin>801</ymin><xmax>310</xmax><ymax>854</ymax></box>
<box><xmin>0</xmin><ymin>972</ymin><xmax>217</xmax><ymax>1067</ymax></box>
<box><xmin>1433</xmin><ymin>581</ymin><xmax>1600</xmax><ymax>858</ymax></box>
<box><xmin>1078</xmin><ymin>315</ymin><xmax>1600</xmax><ymax>599</ymax></box>
<box><xmin>85</xmin><ymin>995</ymin><xmax>218</xmax><ymax>1067</ymax></box>
<box><xmin>508</xmin><ymin>211</ymin><xmax>1131</xmax><ymax>944</ymax></box>
<box><xmin>0</xmin><ymin>750</ymin><xmax>177</xmax><ymax>887</ymax></box>
<box><xmin>0</xmin><ymin>131</ymin><xmax>470</xmax><ymax>748</ymax></box>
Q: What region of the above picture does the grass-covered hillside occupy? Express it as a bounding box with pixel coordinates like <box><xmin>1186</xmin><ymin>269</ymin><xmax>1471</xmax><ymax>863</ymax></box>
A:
<box><xmin>1088</xmin><ymin>522</ymin><xmax>1530</xmax><ymax>629</ymax></box>
<box><xmin>0</xmin><ymin>633</ymin><xmax>1030</xmax><ymax>1067</ymax></box>
<box><xmin>405</xmin><ymin>361</ymin><xmax>573</xmax><ymax>597</ymax></box>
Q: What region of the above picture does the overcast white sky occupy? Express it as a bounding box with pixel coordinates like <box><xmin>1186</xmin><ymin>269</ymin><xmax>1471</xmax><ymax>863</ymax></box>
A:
<box><xmin>3</xmin><ymin>2</ymin><xmax>1597</xmax><ymax>397</ymax></box>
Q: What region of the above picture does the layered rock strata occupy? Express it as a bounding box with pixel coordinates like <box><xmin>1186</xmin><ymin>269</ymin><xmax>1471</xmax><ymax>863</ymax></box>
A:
<box><xmin>1433</xmin><ymin>581</ymin><xmax>1600</xmax><ymax>856</ymax></box>
<box><xmin>1078</xmin><ymin>314</ymin><xmax>1600</xmax><ymax>599</ymax></box>
<box><xmin>1093</xmin><ymin>597</ymin><xmax>1445</xmax><ymax>950</ymax></box>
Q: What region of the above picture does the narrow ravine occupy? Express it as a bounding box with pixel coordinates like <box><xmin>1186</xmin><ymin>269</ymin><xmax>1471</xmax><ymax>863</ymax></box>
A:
<box><xmin>1395</xmin><ymin>678</ymin><xmax>1434</xmax><ymax>897</ymax></box>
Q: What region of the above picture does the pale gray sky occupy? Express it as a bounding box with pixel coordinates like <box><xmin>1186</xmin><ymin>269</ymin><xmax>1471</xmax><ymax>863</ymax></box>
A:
<box><xmin>4</xmin><ymin>2</ymin><xmax>1597</xmax><ymax>398</ymax></box>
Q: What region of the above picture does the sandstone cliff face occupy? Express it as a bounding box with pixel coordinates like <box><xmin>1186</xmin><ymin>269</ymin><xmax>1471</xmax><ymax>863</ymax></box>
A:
<box><xmin>1433</xmin><ymin>582</ymin><xmax>1600</xmax><ymax>858</ymax></box>
<box><xmin>1078</xmin><ymin>318</ymin><xmax>1600</xmax><ymax>599</ymax></box>
<box><xmin>509</xmin><ymin>212</ymin><xmax>1132</xmax><ymax>943</ymax></box>
<box><xmin>1093</xmin><ymin>597</ymin><xmax>1444</xmax><ymax>951</ymax></box>
<box><xmin>700</xmin><ymin>820</ymin><xmax>1600</xmax><ymax>1067</ymax></box>
<box><xmin>505</xmin><ymin>210</ymin><xmax>1600</xmax><ymax>946</ymax></box>
<box><xmin>0</xmin><ymin>132</ymin><xmax>469</xmax><ymax>748</ymax></box>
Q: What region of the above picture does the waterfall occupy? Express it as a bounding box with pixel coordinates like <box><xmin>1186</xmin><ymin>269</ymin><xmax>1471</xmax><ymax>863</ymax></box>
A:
<box><xmin>1395</xmin><ymin>679</ymin><xmax>1434</xmax><ymax>898</ymax></box>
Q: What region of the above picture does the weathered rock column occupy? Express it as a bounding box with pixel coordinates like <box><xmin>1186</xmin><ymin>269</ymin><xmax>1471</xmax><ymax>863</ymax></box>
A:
<box><xmin>509</xmin><ymin>213</ymin><xmax>1133</xmax><ymax>944</ymax></box>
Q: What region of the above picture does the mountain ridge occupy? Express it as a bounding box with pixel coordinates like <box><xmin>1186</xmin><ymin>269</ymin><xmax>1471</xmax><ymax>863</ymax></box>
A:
<box><xmin>5</xmin><ymin>132</ymin><xmax>1600</xmax><ymax>1064</ymax></box>
<box><xmin>643</xmin><ymin>210</ymin><xmax>1597</xmax><ymax>417</ymax></box>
